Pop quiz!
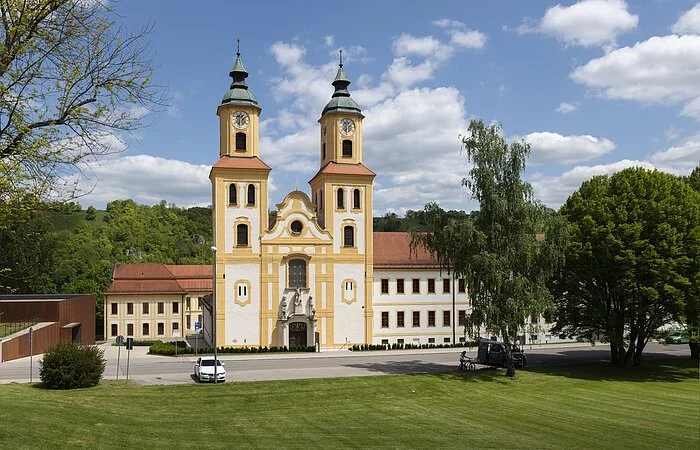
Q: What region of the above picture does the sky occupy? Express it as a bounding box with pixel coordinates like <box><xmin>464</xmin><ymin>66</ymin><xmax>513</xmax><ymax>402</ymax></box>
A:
<box><xmin>75</xmin><ymin>0</ymin><xmax>700</xmax><ymax>215</ymax></box>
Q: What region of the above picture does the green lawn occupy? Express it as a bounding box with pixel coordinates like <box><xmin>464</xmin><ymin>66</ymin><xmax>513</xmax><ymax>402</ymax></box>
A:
<box><xmin>0</xmin><ymin>359</ymin><xmax>697</xmax><ymax>449</ymax></box>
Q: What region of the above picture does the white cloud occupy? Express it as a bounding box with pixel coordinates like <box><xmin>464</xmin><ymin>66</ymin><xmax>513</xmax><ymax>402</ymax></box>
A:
<box><xmin>672</xmin><ymin>3</ymin><xmax>700</xmax><ymax>34</ymax></box>
<box><xmin>449</xmin><ymin>29</ymin><xmax>488</xmax><ymax>49</ymax></box>
<box><xmin>520</xmin><ymin>131</ymin><xmax>616</xmax><ymax>165</ymax></box>
<box><xmin>75</xmin><ymin>155</ymin><xmax>212</xmax><ymax>208</ymax></box>
<box><xmin>681</xmin><ymin>96</ymin><xmax>700</xmax><ymax>121</ymax></box>
<box><xmin>324</xmin><ymin>35</ymin><xmax>334</xmax><ymax>47</ymax></box>
<box><xmin>650</xmin><ymin>134</ymin><xmax>700</xmax><ymax>173</ymax></box>
<box><xmin>529</xmin><ymin>159</ymin><xmax>655</xmax><ymax>207</ymax></box>
<box><xmin>571</xmin><ymin>35</ymin><xmax>700</xmax><ymax>107</ymax></box>
<box><xmin>433</xmin><ymin>18</ymin><xmax>466</xmax><ymax>29</ymax></box>
<box><xmin>393</xmin><ymin>34</ymin><xmax>446</xmax><ymax>58</ymax></box>
<box><xmin>555</xmin><ymin>102</ymin><xmax>578</xmax><ymax>113</ymax></box>
<box><xmin>517</xmin><ymin>0</ymin><xmax>638</xmax><ymax>47</ymax></box>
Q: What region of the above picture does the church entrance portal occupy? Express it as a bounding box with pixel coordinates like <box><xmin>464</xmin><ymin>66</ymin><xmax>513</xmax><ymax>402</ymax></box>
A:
<box><xmin>289</xmin><ymin>322</ymin><xmax>307</xmax><ymax>347</ymax></box>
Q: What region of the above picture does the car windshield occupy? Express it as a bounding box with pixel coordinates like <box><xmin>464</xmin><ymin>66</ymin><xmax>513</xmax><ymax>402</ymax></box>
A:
<box><xmin>201</xmin><ymin>360</ymin><xmax>222</xmax><ymax>367</ymax></box>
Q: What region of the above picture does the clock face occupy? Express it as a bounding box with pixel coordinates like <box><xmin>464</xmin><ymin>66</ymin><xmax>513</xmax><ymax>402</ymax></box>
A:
<box><xmin>339</xmin><ymin>118</ymin><xmax>355</xmax><ymax>136</ymax></box>
<box><xmin>233</xmin><ymin>111</ymin><xmax>249</xmax><ymax>129</ymax></box>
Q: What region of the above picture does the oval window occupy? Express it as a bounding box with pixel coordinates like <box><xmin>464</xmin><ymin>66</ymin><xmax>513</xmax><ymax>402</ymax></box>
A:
<box><xmin>290</xmin><ymin>220</ymin><xmax>303</xmax><ymax>235</ymax></box>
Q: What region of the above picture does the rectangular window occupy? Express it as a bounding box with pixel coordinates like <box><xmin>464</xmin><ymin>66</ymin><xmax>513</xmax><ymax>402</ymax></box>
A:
<box><xmin>412</xmin><ymin>311</ymin><xmax>420</xmax><ymax>327</ymax></box>
<box><xmin>428</xmin><ymin>279</ymin><xmax>435</xmax><ymax>294</ymax></box>
<box><xmin>459</xmin><ymin>337</ymin><xmax>466</xmax><ymax>343</ymax></box>
<box><xmin>444</xmin><ymin>337</ymin><xmax>451</xmax><ymax>344</ymax></box>
<box><xmin>157</xmin><ymin>302</ymin><xmax>164</xmax><ymax>314</ymax></box>
<box><xmin>458</xmin><ymin>279</ymin><xmax>466</xmax><ymax>293</ymax></box>
<box><xmin>186</xmin><ymin>315</ymin><xmax>191</xmax><ymax>329</ymax></box>
<box><xmin>458</xmin><ymin>310</ymin><xmax>467</xmax><ymax>326</ymax></box>
<box><xmin>396</xmin><ymin>278</ymin><xmax>405</xmax><ymax>294</ymax></box>
<box><xmin>111</xmin><ymin>324</ymin><xmax>118</xmax><ymax>337</ymax></box>
<box><xmin>381</xmin><ymin>339</ymin><xmax>389</xmax><ymax>345</ymax></box>
<box><xmin>397</xmin><ymin>311</ymin><xmax>405</xmax><ymax>328</ymax></box>
<box><xmin>172</xmin><ymin>302</ymin><xmax>179</xmax><ymax>314</ymax></box>
<box><xmin>142</xmin><ymin>323</ymin><xmax>149</xmax><ymax>336</ymax></box>
<box><xmin>443</xmin><ymin>310</ymin><xmax>451</xmax><ymax>327</ymax></box>
<box><xmin>127</xmin><ymin>302</ymin><xmax>133</xmax><ymax>315</ymax></box>
<box><xmin>111</xmin><ymin>303</ymin><xmax>117</xmax><ymax>315</ymax></box>
<box><xmin>198</xmin><ymin>298</ymin><xmax>202</xmax><ymax>309</ymax></box>
<box><xmin>127</xmin><ymin>323</ymin><xmax>134</xmax><ymax>336</ymax></box>
<box><xmin>397</xmin><ymin>338</ymin><xmax>404</xmax><ymax>345</ymax></box>
<box><xmin>428</xmin><ymin>311</ymin><xmax>436</xmax><ymax>327</ymax></box>
<box><xmin>198</xmin><ymin>314</ymin><xmax>203</xmax><ymax>325</ymax></box>
<box><xmin>443</xmin><ymin>278</ymin><xmax>450</xmax><ymax>294</ymax></box>
<box><xmin>381</xmin><ymin>279</ymin><xmax>389</xmax><ymax>294</ymax></box>
<box><xmin>142</xmin><ymin>302</ymin><xmax>149</xmax><ymax>315</ymax></box>
<box><xmin>186</xmin><ymin>297</ymin><xmax>191</xmax><ymax>310</ymax></box>
<box><xmin>428</xmin><ymin>337</ymin><xmax>435</xmax><ymax>344</ymax></box>
<box><xmin>173</xmin><ymin>322</ymin><xmax>179</xmax><ymax>332</ymax></box>
<box><xmin>412</xmin><ymin>278</ymin><xmax>420</xmax><ymax>294</ymax></box>
<box><xmin>157</xmin><ymin>323</ymin><xmax>164</xmax><ymax>335</ymax></box>
<box><xmin>381</xmin><ymin>312</ymin><xmax>389</xmax><ymax>328</ymax></box>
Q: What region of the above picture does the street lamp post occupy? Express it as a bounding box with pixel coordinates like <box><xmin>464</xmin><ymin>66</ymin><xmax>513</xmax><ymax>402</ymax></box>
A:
<box><xmin>211</xmin><ymin>246</ymin><xmax>218</xmax><ymax>384</ymax></box>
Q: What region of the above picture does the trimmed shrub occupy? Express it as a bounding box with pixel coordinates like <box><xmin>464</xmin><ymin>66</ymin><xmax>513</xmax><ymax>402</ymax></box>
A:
<box><xmin>39</xmin><ymin>341</ymin><xmax>106</xmax><ymax>389</ymax></box>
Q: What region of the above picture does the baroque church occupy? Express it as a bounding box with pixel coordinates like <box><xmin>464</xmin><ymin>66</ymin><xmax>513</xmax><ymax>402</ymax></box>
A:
<box><xmin>204</xmin><ymin>49</ymin><xmax>470</xmax><ymax>349</ymax></box>
<box><xmin>105</xmin><ymin>49</ymin><xmax>477</xmax><ymax>349</ymax></box>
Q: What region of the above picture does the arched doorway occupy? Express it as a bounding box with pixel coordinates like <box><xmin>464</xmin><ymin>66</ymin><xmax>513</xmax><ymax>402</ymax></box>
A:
<box><xmin>289</xmin><ymin>322</ymin><xmax>307</xmax><ymax>347</ymax></box>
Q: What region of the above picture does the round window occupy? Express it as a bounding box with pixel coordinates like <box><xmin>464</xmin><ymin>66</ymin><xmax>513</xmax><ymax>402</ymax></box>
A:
<box><xmin>290</xmin><ymin>220</ymin><xmax>303</xmax><ymax>235</ymax></box>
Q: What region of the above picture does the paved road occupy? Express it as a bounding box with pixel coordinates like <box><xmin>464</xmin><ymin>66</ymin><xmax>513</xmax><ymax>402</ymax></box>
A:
<box><xmin>0</xmin><ymin>342</ymin><xmax>690</xmax><ymax>385</ymax></box>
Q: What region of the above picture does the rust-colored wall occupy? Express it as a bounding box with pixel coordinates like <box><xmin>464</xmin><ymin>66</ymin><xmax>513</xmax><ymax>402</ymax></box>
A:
<box><xmin>0</xmin><ymin>295</ymin><xmax>96</xmax><ymax>361</ymax></box>
<box><xmin>1</xmin><ymin>323</ymin><xmax>60</xmax><ymax>362</ymax></box>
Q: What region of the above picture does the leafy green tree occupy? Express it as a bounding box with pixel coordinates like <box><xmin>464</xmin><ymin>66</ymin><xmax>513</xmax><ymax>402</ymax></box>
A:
<box><xmin>413</xmin><ymin>120</ymin><xmax>565</xmax><ymax>378</ymax></box>
<box><xmin>682</xmin><ymin>166</ymin><xmax>700</xmax><ymax>359</ymax></box>
<box><xmin>0</xmin><ymin>0</ymin><xmax>164</xmax><ymax>204</ymax></box>
<box><xmin>85</xmin><ymin>206</ymin><xmax>97</xmax><ymax>221</ymax></box>
<box><xmin>556</xmin><ymin>167</ymin><xmax>700</xmax><ymax>365</ymax></box>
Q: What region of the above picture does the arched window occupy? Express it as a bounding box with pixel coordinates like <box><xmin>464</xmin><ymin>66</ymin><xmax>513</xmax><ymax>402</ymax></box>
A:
<box><xmin>353</xmin><ymin>188</ymin><xmax>360</xmax><ymax>209</ymax></box>
<box><xmin>229</xmin><ymin>184</ymin><xmax>237</xmax><ymax>205</ymax></box>
<box><xmin>342</xmin><ymin>140</ymin><xmax>352</xmax><ymax>157</ymax></box>
<box><xmin>322</xmin><ymin>143</ymin><xmax>326</xmax><ymax>160</ymax></box>
<box><xmin>343</xmin><ymin>225</ymin><xmax>354</xmax><ymax>247</ymax></box>
<box><xmin>288</xmin><ymin>259</ymin><xmax>307</xmax><ymax>288</ymax></box>
<box><xmin>247</xmin><ymin>184</ymin><xmax>255</xmax><ymax>206</ymax></box>
<box><xmin>236</xmin><ymin>224</ymin><xmax>248</xmax><ymax>247</ymax></box>
<box><xmin>235</xmin><ymin>132</ymin><xmax>246</xmax><ymax>151</ymax></box>
<box><xmin>337</xmin><ymin>188</ymin><xmax>344</xmax><ymax>209</ymax></box>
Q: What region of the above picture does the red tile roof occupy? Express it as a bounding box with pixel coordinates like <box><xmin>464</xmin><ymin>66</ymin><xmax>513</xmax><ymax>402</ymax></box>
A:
<box><xmin>106</xmin><ymin>264</ymin><xmax>212</xmax><ymax>295</ymax></box>
<box><xmin>309</xmin><ymin>162</ymin><xmax>376</xmax><ymax>183</ymax></box>
<box><xmin>373</xmin><ymin>232</ymin><xmax>439</xmax><ymax>268</ymax></box>
<box><xmin>211</xmin><ymin>156</ymin><xmax>271</xmax><ymax>170</ymax></box>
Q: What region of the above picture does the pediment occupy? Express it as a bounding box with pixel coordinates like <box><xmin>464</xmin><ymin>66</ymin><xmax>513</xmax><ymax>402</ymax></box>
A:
<box><xmin>262</xmin><ymin>191</ymin><xmax>332</xmax><ymax>242</ymax></box>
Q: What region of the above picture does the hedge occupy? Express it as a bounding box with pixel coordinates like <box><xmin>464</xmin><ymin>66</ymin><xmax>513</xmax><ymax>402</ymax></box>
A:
<box><xmin>350</xmin><ymin>342</ymin><xmax>477</xmax><ymax>351</ymax></box>
<box><xmin>148</xmin><ymin>341</ymin><xmax>316</xmax><ymax>356</ymax></box>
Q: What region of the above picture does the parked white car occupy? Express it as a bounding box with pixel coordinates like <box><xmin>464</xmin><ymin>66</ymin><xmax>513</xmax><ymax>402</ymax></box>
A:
<box><xmin>194</xmin><ymin>356</ymin><xmax>226</xmax><ymax>382</ymax></box>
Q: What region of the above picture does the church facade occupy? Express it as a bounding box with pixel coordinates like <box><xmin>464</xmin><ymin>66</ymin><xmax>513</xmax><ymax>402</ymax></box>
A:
<box><xmin>206</xmin><ymin>50</ymin><xmax>475</xmax><ymax>349</ymax></box>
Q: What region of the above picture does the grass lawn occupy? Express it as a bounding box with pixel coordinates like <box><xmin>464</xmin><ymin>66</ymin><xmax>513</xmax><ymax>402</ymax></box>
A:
<box><xmin>0</xmin><ymin>359</ymin><xmax>697</xmax><ymax>449</ymax></box>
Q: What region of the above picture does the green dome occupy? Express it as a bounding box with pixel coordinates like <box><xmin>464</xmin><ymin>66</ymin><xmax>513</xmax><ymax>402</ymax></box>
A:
<box><xmin>221</xmin><ymin>50</ymin><xmax>259</xmax><ymax>107</ymax></box>
<box><xmin>322</xmin><ymin>57</ymin><xmax>361</xmax><ymax>116</ymax></box>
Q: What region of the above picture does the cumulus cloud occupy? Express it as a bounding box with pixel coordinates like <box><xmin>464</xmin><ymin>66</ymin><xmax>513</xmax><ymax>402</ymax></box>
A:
<box><xmin>681</xmin><ymin>96</ymin><xmax>700</xmax><ymax>121</ymax></box>
<box><xmin>519</xmin><ymin>132</ymin><xmax>616</xmax><ymax>165</ymax></box>
<box><xmin>672</xmin><ymin>3</ymin><xmax>700</xmax><ymax>34</ymax></box>
<box><xmin>529</xmin><ymin>159</ymin><xmax>655</xmax><ymax>207</ymax></box>
<box><xmin>555</xmin><ymin>102</ymin><xmax>578</xmax><ymax>113</ymax></box>
<box><xmin>517</xmin><ymin>0</ymin><xmax>638</xmax><ymax>47</ymax></box>
<box><xmin>650</xmin><ymin>134</ymin><xmax>700</xmax><ymax>173</ymax></box>
<box><xmin>75</xmin><ymin>155</ymin><xmax>213</xmax><ymax>208</ymax></box>
<box><xmin>571</xmin><ymin>35</ymin><xmax>700</xmax><ymax>118</ymax></box>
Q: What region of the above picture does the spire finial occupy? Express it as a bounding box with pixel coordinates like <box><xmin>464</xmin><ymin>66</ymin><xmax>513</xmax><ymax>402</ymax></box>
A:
<box><xmin>237</xmin><ymin>38</ymin><xmax>240</xmax><ymax>57</ymax></box>
<box><xmin>339</xmin><ymin>49</ymin><xmax>343</xmax><ymax>67</ymax></box>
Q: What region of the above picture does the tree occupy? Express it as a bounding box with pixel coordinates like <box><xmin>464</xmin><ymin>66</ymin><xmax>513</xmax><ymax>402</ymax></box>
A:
<box><xmin>0</xmin><ymin>0</ymin><xmax>164</xmax><ymax>203</ymax></box>
<box><xmin>413</xmin><ymin>120</ymin><xmax>565</xmax><ymax>378</ymax></box>
<box><xmin>555</xmin><ymin>167</ymin><xmax>700</xmax><ymax>365</ymax></box>
<box><xmin>682</xmin><ymin>166</ymin><xmax>700</xmax><ymax>359</ymax></box>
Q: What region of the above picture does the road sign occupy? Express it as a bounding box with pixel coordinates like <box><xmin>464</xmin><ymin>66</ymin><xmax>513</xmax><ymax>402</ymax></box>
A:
<box><xmin>116</xmin><ymin>335</ymin><xmax>124</xmax><ymax>346</ymax></box>
<box><xmin>126</xmin><ymin>337</ymin><xmax>134</xmax><ymax>350</ymax></box>
<box><xmin>194</xmin><ymin>322</ymin><xmax>201</xmax><ymax>331</ymax></box>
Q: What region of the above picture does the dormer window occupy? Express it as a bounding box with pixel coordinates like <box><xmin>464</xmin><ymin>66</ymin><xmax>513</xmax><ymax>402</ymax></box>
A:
<box><xmin>235</xmin><ymin>132</ymin><xmax>246</xmax><ymax>151</ymax></box>
<box><xmin>342</xmin><ymin>140</ymin><xmax>352</xmax><ymax>157</ymax></box>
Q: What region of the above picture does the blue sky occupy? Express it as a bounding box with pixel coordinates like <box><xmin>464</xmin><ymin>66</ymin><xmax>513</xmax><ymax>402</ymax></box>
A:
<box><xmin>78</xmin><ymin>0</ymin><xmax>700</xmax><ymax>214</ymax></box>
